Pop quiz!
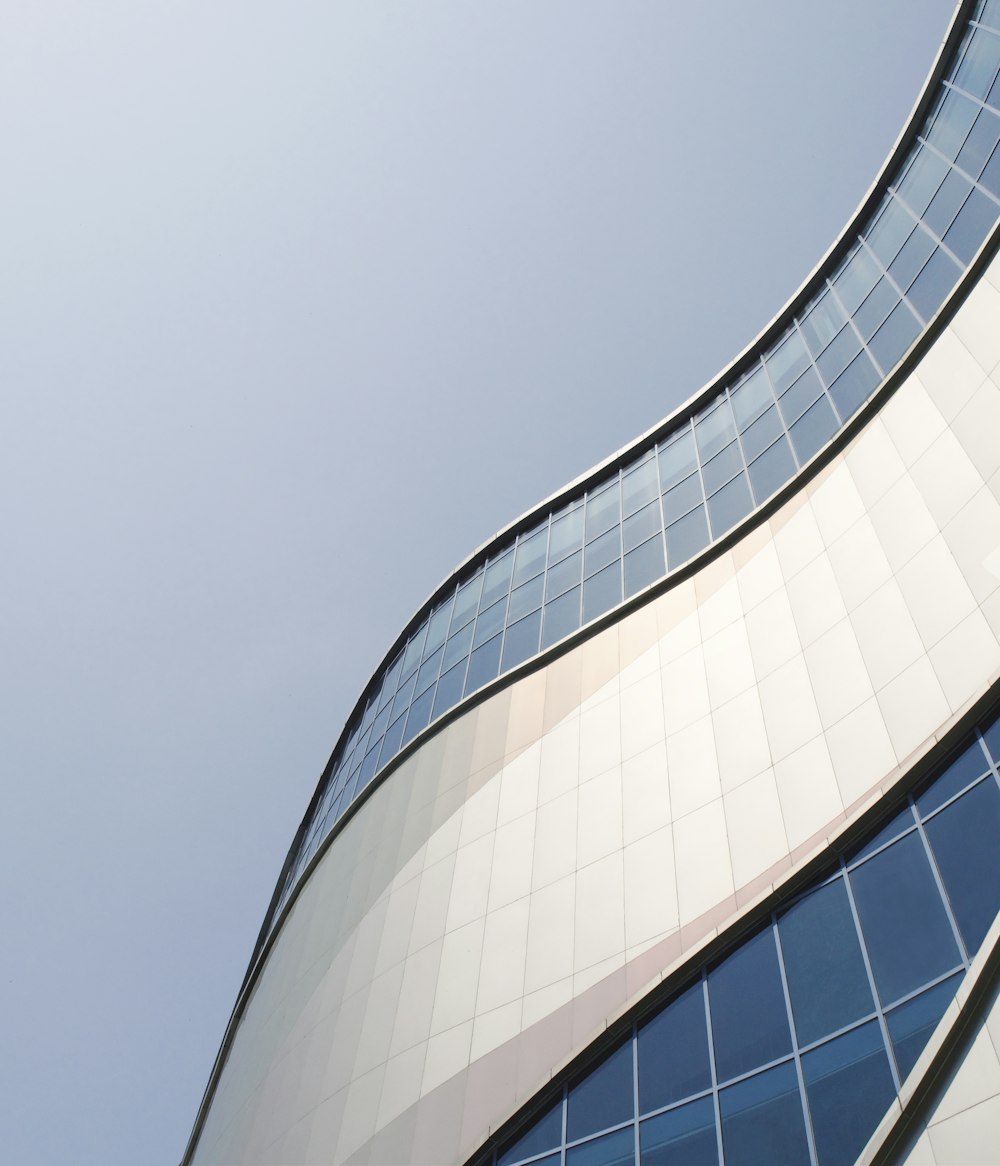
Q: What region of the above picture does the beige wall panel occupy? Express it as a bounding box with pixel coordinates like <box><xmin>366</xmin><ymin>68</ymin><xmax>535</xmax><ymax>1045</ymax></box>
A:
<box><xmin>191</xmin><ymin>258</ymin><xmax>1000</xmax><ymax>1165</ymax></box>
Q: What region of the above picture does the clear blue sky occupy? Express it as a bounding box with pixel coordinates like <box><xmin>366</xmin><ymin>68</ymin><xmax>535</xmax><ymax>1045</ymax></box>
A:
<box><xmin>0</xmin><ymin>3</ymin><xmax>954</xmax><ymax>1163</ymax></box>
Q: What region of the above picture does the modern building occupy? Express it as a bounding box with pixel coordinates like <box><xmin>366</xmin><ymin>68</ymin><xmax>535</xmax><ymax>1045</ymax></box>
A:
<box><xmin>184</xmin><ymin>2</ymin><xmax>1000</xmax><ymax>1163</ymax></box>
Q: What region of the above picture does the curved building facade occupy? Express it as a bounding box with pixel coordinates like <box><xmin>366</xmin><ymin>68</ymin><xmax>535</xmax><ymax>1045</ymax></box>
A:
<box><xmin>185</xmin><ymin>3</ymin><xmax>1000</xmax><ymax>1163</ymax></box>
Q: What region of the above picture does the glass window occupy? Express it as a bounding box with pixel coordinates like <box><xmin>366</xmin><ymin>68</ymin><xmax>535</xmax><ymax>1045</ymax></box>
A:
<box><xmin>451</xmin><ymin>571</ymin><xmax>483</xmax><ymax>630</ymax></box>
<box><xmin>402</xmin><ymin>687</ymin><xmax>434</xmax><ymax>746</ymax></box>
<box><xmin>833</xmin><ymin>243</ymin><xmax>881</xmax><ymax>314</ymax></box>
<box><xmin>766</xmin><ymin>330</ymin><xmax>810</xmax><ymax>394</ymax></box>
<box><xmin>424</xmin><ymin>596</ymin><xmax>454</xmax><ymax>656</ymax></box>
<box><xmin>512</xmin><ymin>526</ymin><xmax>548</xmax><ymax>587</ymax></box>
<box><xmin>731</xmin><ymin>366</ymin><xmax>772</xmax><ymax>429</ymax></box>
<box><xmin>719</xmin><ymin>1062</ymin><xmax>810</xmax><ymax>1166</ymax></box>
<box><xmin>800</xmin><ymin>289</ymin><xmax>847</xmax><ymax>355</ymax></box>
<box><xmin>625</xmin><ymin>535</ymin><xmax>665</xmax><ymax>598</ymax></box>
<box><xmin>802</xmin><ymin>1021</ymin><xmax>895</xmax><ymax>1166</ymax></box>
<box><xmin>740</xmin><ymin>406</ymin><xmax>784</xmax><ymax>462</ymax></box>
<box><xmin>925</xmin><ymin>88</ymin><xmax>980</xmax><ymax>161</ymax></box>
<box><xmin>853</xmin><ymin>278</ymin><xmax>899</xmax><ymax>341</ymax></box>
<box><xmin>546</xmin><ymin>550</ymin><xmax>582</xmax><ymax>600</ymax></box>
<box><xmin>640</xmin><ymin>1097</ymin><xmax>718</xmax><ymax>1166</ymax></box>
<box><xmin>924</xmin><ymin>169</ymin><xmax>974</xmax><ymax>238</ymax></box>
<box><xmin>432</xmin><ymin>660</ymin><xmax>467</xmax><ymax>719</ymax></box>
<box><xmin>658</xmin><ymin>428</ymin><xmax>698</xmax><ymax>491</ymax></box>
<box><xmin>868</xmin><ymin>301</ymin><xmax>921</xmax><ymax>374</ymax></box>
<box><xmin>623</xmin><ymin>456</ymin><xmax>660</xmax><ymax>517</ymax></box>
<box><xmin>623</xmin><ymin>500</ymin><xmax>662</xmax><ymax>552</ymax></box>
<box><xmin>789</xmin><ymin>395</ymin><xmax>838</xmax><ymax>464</ymax></box>
<box><xmin>701</xmin><ymin>441</ymin><xmax>743</xmax><ymax>495</ymax></box>
<box><xmin>638</xmin><ymin>981</ymin><xmax>711</xmax><ymax>1112</ymax></box>
<box><xmin>849</xmin><ymin>802</ymin><xmax>916</xmax><ymax>864</ymax></box>
<box><xmin>896</xmin><ymin>146</ymin><xmax>950</xmax><ymax>218</ymax></box>
<box><xmin>508</xmin><ymin>573</ymin><xmax>545</xmax><ymax>623</ymax></box>
<box><xmin>709</xmin><ymin>928</ymin><xmax>791</xmax><ymax>1083</ymax></box>
<box><xmin>583</xmin><ymin>561</ymin><xmax>622</xmax><ymax>623</ymax></box>
<box><xmin>567</xmin><ymin>1127</ymin><xmax>633</xmax><ymax>1166</ymax></box>
<box><xmin>401</xmin><ymin>623</ymin><xmax>427</xmax><ymax>679</ymax></box>
<box><xmin>442</xmin><ymin>620</ymin><xmax>474</xmax><ymax>671</ymax></box>
<box><xmin>815</xmin><ymin>324</ymin><xmax>862</xmax><ymax>386</ymax></box>
<box><xmin>501</xmin><ymin>609</ymin><xmax>543</xmax><ymax>672</ymax></box>
<box><xmin>542</xmin><ymin>586</ymin><xmax>581</xmax><ymax>648</ymax></box>
<box><xmin>498</xmin><ymin>1097</ymin><xmax>562</xmax><ymax>1166</ymax></box>
<box><xmin>867</xmin><ymin>196</ymin><xmax>916</xmax><ymax>268</ymax></box>
<box><xmin>889</xmin><ymin>226</ymin><xmax>935</xmax><ymax>292</ymax></box>
<box><xmin>916</xmin><ymin>738</ymin><xmax>990</xmax><ymax>816</ymax></box>
<box><xmin>906</xmin><ymin>248</ymin><xmax>961</xmax><ymax>323</ymax></box>
<box><xmin>957</xmin><ymin>105</ymin><xmax>1000</xmax><ymax>178</ymax></box>
<box><xmin>748</xmin><ymin>436</ymin><xmax>796</xmax><ymax>504</ymax></box>
<box><xmin>414</xmin><ymin>646</ymin><xmax>443</xmax><ymax>695</ymax></box>
<box><xmin>663</xmin><ymin>473</ymin><xmax>703</xmax><ymax>524</ymax></box>
<box><xmin>779</xmin><ymin>366</ymin><xmax>824</xmax><ymax>426</ymax></box>
<box><xmin>473</xmin><ymin>595</ymin><xmax>508</xmax><ymax>648</ymax></box>
<box><xmin>886</xmin><ymin>973</ymin><xmax>961</xmax><ymax>1082</ymax></box>
<box><xmin>481</xmin><ymin>550</ymin><xmax>514</xmax><ymax>609</ymax></box>
<box><xmin>586</xmin><ymin>480</ymin><xmax>622</xmax><ymax>542</ymax></box>
<box><xmin>465</xmin><ymin>634</ymin><xmax>502</xmax><ymax>694</ymax></box>
<box><xmin>980</xmin><ymin>0</ymin><xmax>1000</xmax><ymax>31</ymax></box>
<box><xmin>389</xmin><ymin>671</ymin><xmax>417</xmax><ymax>723</ymax></box>
<box><xmin>925</xmin><ymin>777</ymin><xmax>1000</xmax><ymax>953</ymax></box>
<box><xmin>695</xmin><ymin>400</ymin><xmax>738</xmax><ymax>461</ymax></box>
<box><xmin>944</xmin><ymin>186</ymin><xmax>997</xmax><ymax>264</ymax></box>
<box><xmin>549</xmin><ymin>505</ymin><xmax>585</xmax><ymax>564</ymax></box>
<box><xmin>378</xmin><ymin>713</ymin><xmax>406</xmax><ymax>768</ymax></box>
<box><xmin>567</xmin><ymin>1037</ymin><xmax>633</xmax><ymax>1142</ymax></box>
<box><xmin>955</xmin><ymin>25</ymin><xmax>1000</xmax><ymax>101</ymax></box>
<box><xmin>707</xmin><ymin>473</ymin><xmax>753</xmax><ymax>538</ymax></box>
<box><xmin>849</xmin><ymin>832</ymin><xmax>961</xmax><ymax>1006</ymax></box>
<box><xmin>585</xmin><ymin>525</ymin><xmax>622</xmax><ymax>578</ymax></box>
<box><xmin>666</xmin><ymin>506</ymin><xmax>709</xmax><ymax>569</ymax></box>
<box><xmin>778</xmin><ymin>878</ymin><xmax>874</xmax><ymax>1046</ymax></box>
<box><xmin>829</xmin><ymin>349</ymin><xmax>880</xmax><ymax>421</ymax></box>
<box><xmin>983</xmin><ymin>712</ymin><xmax>1000</xmax><ymax>761</ymax></box>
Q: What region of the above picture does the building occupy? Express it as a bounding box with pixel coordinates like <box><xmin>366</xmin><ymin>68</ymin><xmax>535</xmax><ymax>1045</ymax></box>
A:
<box><xmin>184</xmin><ymin>2</ymin><xmax>1000</xmax><ymax>1163</ymax></box>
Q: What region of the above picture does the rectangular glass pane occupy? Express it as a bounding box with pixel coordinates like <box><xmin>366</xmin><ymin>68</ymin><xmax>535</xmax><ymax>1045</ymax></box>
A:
<box><xmin>853</xmin><ymin>278</ymin><xmax>899</xmax><ymax>341</ymax></box>
<box><xmin>546</xmin><ymin>550</ymin><xmax>582</xmax><ymax>600</ymax></box>
<box><xmin>896</xmin><ymin>145</ymin><xmax>950</xmax><ymax>218</ymax></box>
<box><xmin>508</xmin><ymin>572</ymin><xmax>545</xmax><ymax>623</ymax></box>
<box><xmin>779</xmin><ymin>366</ymin><xmax>824</xmax><ymax>426</ymax></box>
<box><xmin>789</xmin><ymin>394</ymin><xmax>839</xmax><ymax>464</ymax></box>
<box><xmin>916</xmin><ymin>738</ymin><xmax>990</xmax><ymax>816</ymax></box>
<box><xmin>638</xmin><ymin>981</ymin><xmax>711</xmax><ymax>1112</ymax></box>
<box><xmin>955</xmin><ymin>25</ymin><xmax>1000</xmax><ymax>102</ymax></box>
<box><xmin>701</xmin><ymin>441</ymin><xmax>743</xmax><ymax>495</ymax></box>
<box><xmin>623</xmin><ymin>456</ymin><xmax>660</xmax><ymax>516</ymax></box>
<box><xmin>666</xmin><ymin>506</ymin><xmax>709</xmax><ymax>569</ymax></box>
<box><xmin>567</xmin><ymin>1127</ymin><xmax>633</xmax><ymax>1166</ymax></box>
<box><xmin>624</xmin><ymin>535</ymin><xmax>665</xmax><ymax>597</ymax></box>
<box><xmin>867</xmin><ymin>197</ymin><xmax>915</xmax><ymax>268</ymax></box>
<box><xmin>659</xmin><ymin>427</ymin><xmax>698</xmax><ymax>490</ymax></box>
<box><xmin>888</xmin><ymin>226</ymin><xmax>935</xmax><ymax>292</ymax></box>
<box><xmin>585</xmin><ymin>525</ymin><xmax>622</xmax><ymax>578</ymax></box>
<box><xmin>432</xmin><ymin>660</ymin><xmax>467</xmax><ymax>718</ymax></box>
<box><xmin>583</xmin><ymin>561</ymin><xmax>622</xmax><ymax>623</ymax></box>
<box><xmin>833</xmin><ymin>243</ymin><xmax>881</xmax><ymax>314</ymax></box>
<box><xmin>815</xmin><ymin>323</ymin><xmax>862</xmax><ymax>386</ymax></box>
<box><xmin>925</xmin><ymin>88</ymin><xmax>979</xmax><ymax>161</ymax></box>
<box><xmin>663</xmin><ymin>472</ymin><xmax>704</xmax><ymax>524</ymax></box>
<box><xmin>623</xmin><ymin>499</ymin><xmax>661</xmax><ymax>552</ymax></box>
<box><xmin>481</xmin><ymin>550</ymin><xmax>514</xmax><ymax>608</ymax></box>
<box><xmin>424</xmin><ymin>596</ymin><xmax>454</xmax><ymax>656</ymax></box>
<box><xmin>748</xmin><ymin>436</ymin><xmax>796</xmax><ymax>503</ymax></box>
<box><xmin>886</xmin><ymin>973</ymin><xmax>961</xmax><ymax>1082</ymax></box>
<box><xmin>800</xmin><ymin>289</ymin><xmax>846</xmax><ymax>355</ymax></box>
<box><xmin>512</xmin><ymin>526</ymin><xmax>548</xmax><ymax>587</ymax></box>
<box><xmin>719</xmin><ymin>1063</ymin><xmax>810</xmax><ymax>1166</ymax></box>
<box><xmin>829</xmin><ymin>350</ymin><xmax>880</xmax><ymax>421</ymax></box>
<box><xmin>464</xmin><ymin>634</ymin><xmax>502</xmax><ymax>694</ymax></box>
<box><xmin>766</xmin><ymin>329</ymin><xmax>810</xmax><ymax>394</ymax></box>
<box><xmin>567</xmin><ymin>1038</ymin><xmax>633</xmax><ymax>1142</ymax></box>
<box><xmin>402</xmin><ymin>686</ymin><xmax>434</xmax><ymax>746</ymax></box>
<box><xmin>473</xmin><ymin>595</ymin><xmax>507</xmax><ymax>648</ymax></box>
<box><xmin>707</xmin><ymin>473</ymin><xmax>752</xmax><ymax>538</ymax></box>
<box><xmin>542</xmin><ymin>586</ymin><xmax>581</xmax><ymax>648</ymax></box>
<box><xmin>549</xmin><ymin>505</ymin><xmax>585</xmax><ymax>564</ymax></box>
<box><xmin>925</xmin><ymin>168</ymin><xmax>974</xmax><ymax>238</ymax></box>
<box><xmin>731</xmin><ymin>365</ymin><xmax>772</xmax><ymax>428</ymax></box>
<box><xmin>957</xmin><ymin>105</ymin><xmax>1000</xmax><ymax>178</ymax></box>
<box><xmin>414</xmin><ymin>646</ymin><xmax>443</xmax><ymax>696</ymax></box>
<box><xmin>498</xmin><ymin>1097</ymin><xmax>562</xmax><ymax>1166</ymax></box>
<box><xmin>943</xmin><ymin>186</ymin><xmax>997</xmax><ymax>264</ymax></box>
<box><xmin>501</xmin><ymin>609</ymin><xmax>543</xmax><ymax>672</ymax></box>
<box><xmin>640</xmin><ymin>1098</ymin><xmax>718</xmax><ymax>1166</ymax></box>
<box><xmin>695</xmin><ymin>400</ymin><xmax>737</xmax><ymax>461</ymax></box>
<box><xmin>451</xmin><ymin>571</ymin><xmax>483</xmax><ymax>630</ymax></box>
<box><xmin>442</xmin><ymin>620</ymin><xmax>474</xmax><ymax>671</ymax></box>
<box><xmin>740</xmin><ymin>405</ymin><xmax>783</xmax><ymax>462</ymax></box>
<box><xmin>585</xmin><ymin>480</ymin><xmax>621</xmax><ymax>542</ymax></box>
<box><xmin>868</xmin><ymin>300</ymin><xmax>921</xmax><ymax>373</ymax></box>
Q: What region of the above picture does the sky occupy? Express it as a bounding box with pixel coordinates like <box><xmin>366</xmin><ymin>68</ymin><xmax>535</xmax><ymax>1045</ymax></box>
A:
<box><xmin>0</xmin><ymin>2</ymin><xmax>956</xmax><ymax>1164</ymax></box>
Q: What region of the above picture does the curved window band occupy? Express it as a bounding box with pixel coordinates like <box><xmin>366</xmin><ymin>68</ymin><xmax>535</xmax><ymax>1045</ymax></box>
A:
<box><xmin>276</xmin><ymin>2</ymin><xmax>1000</xmax><ymax>923</ymax></box>
<box><xmin>478</xmin><ymin>709</ymin><xmax>1000</xmax><ymax>1166</ymax></box>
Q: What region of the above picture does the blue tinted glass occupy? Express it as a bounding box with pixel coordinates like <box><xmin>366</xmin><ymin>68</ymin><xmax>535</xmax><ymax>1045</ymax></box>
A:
<box><xmin>888</xmin><ymin>226</ymin><xmax>935</xmax><ymax>292</ymax></box>
<box><xmin>567</xmin><ymin>1126</ymin><xmax>634</xmax><ymax>1166</ymax></box>
<box><xmin>378</xmin><ymin>713</ymin><xmax>406</xmax><ymax>768</ymax></box>
<box><xmin>414</xmin><ymin>647</ymin><xmax>443</xmax><ymax>695</ymax></box>
<box><xmin>906</xmin><ymin>248</ymin><xmax>961</xmax><ymax>323</ymax></box>
<box><xmin>549</xmin><ymin>506</ymin><xmax>585</xmax><ymax>563</ymax></box>
<box><xmin>623</xmin><ymin>458</ymin><xmax>660</xmax><ymax>517</ymax></box>
<box><xmin>766</xmin><ymin>330</ymin><xmax>810</xmax><ymax>394</ymax></box>
<box><xmin>916</xmin><ymin>739</ymin><xmax>990</xmax><ymax>816</ymax></box>
<box><xmin>779</xmin><ymin>366</ymin><xmax>823</xmax><ymax>425</ymax></box>
<box><xmin>695</xmin><ymin>401</ymin><xmax>738</xmax><ymax>460</ymax></box>
<box><xmin>663</xmin><ymin>473</ymin><xmax>703</xmax><ymax>524</ymax></box>
<box><xmin>850</xmin><ymin>832</ymin><xmax>960</xmax><ymax>1005</ymax></box>
<box><xmin>980</xmin><ymin>0</ymin><xmax>1000</xmax><ymax>31</ymax></box>
<box><xmin>473</xmin><ymin>596</ymin><xmax>508</xmax><ymax>648</ymax></box>
<box><xmin>508</xmin><ymin>573</ymin><xmax>545</xmax><ymax>623</ymax></box>
<box><xmin>731</xmin><ymin>366</ymin><xmax>772</xmax><ymax>428</ymax></box>
<box><xmin>432</xmin><ymin>660</ymin><xmax>467</xmax><ymax>718</ymax></box>
<box><xmin>886</xmin><ymin>973</ymin><xmax>961</xmax><ymax>1081</ymax></box>
<box><xmin>586</xmin><ymin>525</ymin><xmax>622</xmax><ymax>578</ymax></box>
<box><xmin>800</xmin><ymin>290</ymin><xmax>846</xmax><ymax>354</ymax></box>
<box><xmin>925</xmin><ymin>88</ymin><xmax>979</xmax><ymax>161</ymax></box>
<box><xmin>829</xmin><ymin>349</ymin><xmax>880</xmax><ymax>420</ymax></box>
<box><xmin>666</xmin><ymin>507</ymin><xmax>709</xmax><ymax>569</ymax></box>
<box><xmin>501</xmin><ymin>609</ymin><xmax>543</xmax><ymax>672</ymax></box>
<box><xmin>658</xmin><ymin>429</ymin><xmax>698</xmax><ymax>490</ymax></box>
<box><xmin>707</xmin><ymin>474</ymin><xmax>753</xmax><ymax>538</ymax></box>
<box><xmin>789</xmin><ymin>395</ymin><xmax>838</xmax><ymax>464</ymax></box>
<box><xmin>546</xmin><ymin>551</ymin><xmax>582</xmax><ymax>600</ymax></box>
<box><xmin>709</xmin><ymin>928</ymin><xmax>791</xmax><ymax>1082</ymax></box>
<box><xmin>925</xmin><ymin>169</ymin><xmax>973</xmax><ymax>238</ymax></box>
<box><xmin>701</xmin><ymin>442</ymin><xmax>742</xmax><ymax>495</ymax></box>
<box><xmin>925</xmin><ymin>778</ymin><xmax>1000</xmax><ymax>953</ymax></box>
<box><xmin>567</xmin><ymin>1038</ymin><xmax>633</xmax><ymax>1141</ymax></box>
<box><xmin>624</xmin><ymin>536</ymin><xmax>665</xmax><ymax>598</ymax></box>
<box><xmin>498</xmin><ymin>1097</ymin><xmax>562</xmax><ymax>1166</ymax></box>
<box><xmin>944</xmin><ymin>187</ymin><xmax>997</xmax><ymax>264</ymax></box>
<box><xmin>586</xmin><ymin>482</ymin><xmax>622</xmax><ymax>542</ymax></box>
<box><xmin>719</xmin><ymin>1062</ymin><xmax>809</xmax><ymax>1166</ymax></box>
<box><xmin>984</xmin><ymin>714</ymin><xmax>1000</xmax><ymax>762</ymax></box>
<box><xmin>833</xmin><ymin>244</ymin><xmax>880</xmax><ymax>313</ymax></box>
<box><xmin>452</xmin><ymin>572</ymin><xmax>484</xmax><ymax>629</ymax></box>
<box><xmin>748</xmin><ymin>436</ymin><xmax>796</xmax><ymax>503</ymax></box>
<box><xmin>623</xmin><ymin>501</ymin><xmax>661</xmax><ymax>553</ymax></box>
<box><xmin>802</xmin><ymin>1021</ymin><xmax>895</xmax><ymax>1166</ymax></box>
<box><xmin>542</xmin><ymin>587</ymin><xmax>581</xmax><ymax>648</ymax></box>
<box><xmin>956</xmin><ymin>25</ymin><xmax>1000</xmax><ymax>101</ymax></box>
<box><xmin>740</xmin><ymin>405</ymin><xmax>783</xmax><ymax>461</ymax></box>
<box><xmin>868</xmin><ymin>301</ymin><xmax>921</xmax><ymax>373</ymax></box>
<box><xmin>482</xmin><ymin>551</ymin><xmax>515</xmax><ymax>608</ymax></box>
<box><xmin>583</xmin><ymin>561</ymin><xmax>622</xmax><ymax>623</ymax></box>
<box><xmin>849</xmin><ymin>802</ymin><xmax>916</xmax><ymax>863</ymax></box>
<box><xmin>389</xmin><ymin>671</ymin><xmax>417</xmax><ymax>722</ymax></box>
<box><xmin>402</xmin><ymin>687</ymin><xmax>434</xmax><ymax>745</ymax></box>
<box><xmin>854</xmin><ymin>278</ymin><xmax>899</xmax><ymax>340</ymax></box>
<box><xmin>513</xmin><ymin>527</ymin><xmax>549</xmax><ymax>587</ymax></box>
<box><xmin>896</xmin><ymin>147</ymin><xmax>950</xmax><ymax>217</ymax></box>
<box><xmin>401</xmin><ymin>623</ymin><xmax>427</xmax><ymax>677</ymax></box>
<box><xmin>868</xmin><ymin>198</ymin><xmax>915</xmax><ymax>268</ymax></box>
<box><xmin>465</xmin><ymin>634</ymin><xmax>502</xmax><ymax>694</ymax></box>
<box><xmin>815</xmin><ymin>324</ymin><xmax>862</xmax><ymax>386</ymax></box>
<box><xmin>778</xmin><ymin>878</ymin><xmax>874</xmax><ymax>1047</ymax></box>
<box><xmin>425</xmin><ymin>597</ymin><xmax>454</xmax><ymax>655</ymax></box>
<box><xmin>640</xmin><ymin>1097</ymin><xmax>717</xmax><ymax>1166</ymax></box>
<box><xmin>957</xmin><ymin>106</ymin><xmax>1000</xmax><ymax>178</ymax></box>
<box><xmin>443</xmin><ymin>620</ymin><xmax>474</xmax><ymax>670</ymax></box>
<box><xmin>638</xmin><ymin>982</ymin><xmax>712</xmax><ymax>1112</ymax></box>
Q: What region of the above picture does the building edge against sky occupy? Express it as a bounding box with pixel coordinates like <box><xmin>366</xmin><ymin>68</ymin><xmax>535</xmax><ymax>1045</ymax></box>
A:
<box><xmin>186</xmin><ymin>3</ymin><xmax>1000</xmax><ymax>1163</ymax></box>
